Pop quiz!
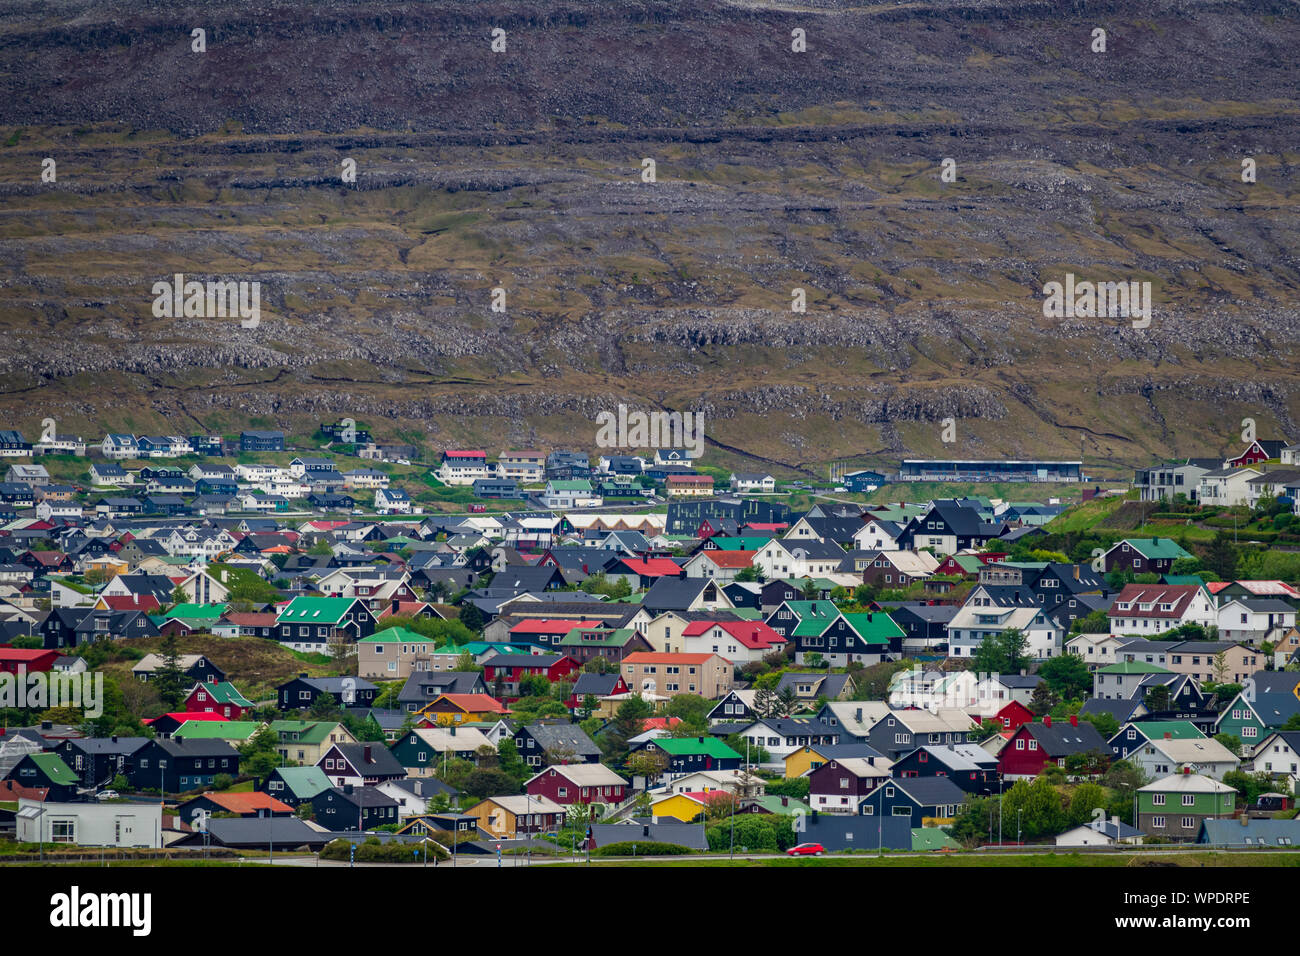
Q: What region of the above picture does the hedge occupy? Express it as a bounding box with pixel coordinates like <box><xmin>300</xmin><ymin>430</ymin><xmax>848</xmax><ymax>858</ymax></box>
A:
<box><xmin>320</xmin><ymin>837</ymin><xmax>449</xmax><ymax>863</ymax></box>
<box><xmin>592</xmin><ymin>841</ymin><xmax>691</xmax><ymax>857</ymax></box>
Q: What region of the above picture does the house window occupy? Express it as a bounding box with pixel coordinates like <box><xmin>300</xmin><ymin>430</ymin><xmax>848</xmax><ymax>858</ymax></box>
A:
<box><xmin>1153</xmin><ymin>816</ymin><xmax>1165</xmax><ymax>828</ymax></box>
<box><xmin>1152</xmin><ymin>793</ymin><xmax>1166</xmax><ymax>806</ymax></box>
<box><xmin>1181</xmin><ymin>817</ymin><xmax>1195</xmax><ymax>829</ymax></box>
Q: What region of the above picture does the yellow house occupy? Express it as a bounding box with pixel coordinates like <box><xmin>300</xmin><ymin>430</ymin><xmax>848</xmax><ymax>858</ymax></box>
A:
<box><xmin>649</xmin><ymin>791</ymin><xmax>709</xmax><ymax>823</ymax></box>
<box><xmin>783</xmin><ymin>745</ymin><xmax>835</xmax><ymax>780</ymax></box>
<box><xmin>85</xmin><ymin>557</ymin><xmax>129</xmax><ymax>580</ymax></box>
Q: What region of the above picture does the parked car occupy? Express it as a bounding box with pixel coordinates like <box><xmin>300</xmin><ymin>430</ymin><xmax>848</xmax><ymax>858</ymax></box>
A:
<box><xmin>95</xmin><ymin>790</ymin><xmax>119</xmax><ymax>802</ymax></box>
<box><xmin>786</xmin><ymin>842</ymin><xmax>825</xmax><ymax>857</ymax></box>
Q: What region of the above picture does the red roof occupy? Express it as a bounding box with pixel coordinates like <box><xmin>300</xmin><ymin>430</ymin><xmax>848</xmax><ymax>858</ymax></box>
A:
<box><xmin>641</xmin><ymin>717</ymin><xmax>683</xmax><ymax>731</ymax></box>
<box><xmin>221</xmin><ymin>612</ymin><xmax>278</xmax><ymax>626</ymax></box>
<box><xmin>680</xmin><ymin>620</ymin><xmax>787</xmax><ymax>650</ymax></box>
<box><xmin>743</xmin><ymin>523</ymin><xmax>787</xmax><ymax>532</ymax></box>
<box><xmin>199</xmin><ymin>792</ymin><xmax>294</xmax><ymax>814</ymax></box>
<box><xmin>699</xmin><ymin>550</ymin><xmax>757</xmax><ymax>569</ymax></box>
<box><xmin>510</xmin><ymin>619</ymin><xmax>604</xmax><ymax>635</ymax></box>
<box><xmin>445</xmin><ymin>450</ymin><xmax>487</xmax><ymax>458</ymax></box>
<box><xmin>144</xmin><ymin>712</ymin><xmax>230</xmax><ymax>725</ymax></box>
<box><xmin>377</xmin><ymin>601</ymin><xmax>435</xmax><ymax>619</ymax></box>
<box><xmin>0</xmin><ymin>648</ymin><xmax>58</xmax><ymax>666</ymax></box>
<box><xmin>623</xmin><ymin>652</ymin><xmax>718</xmax><ymax>665</ymax></box>
<box><xmin>1108</xmin><ymin>584</ymin><xmax>1203</xmax><ymax>620</ymax></box>
<box><xmin>617</xmin><ymin>558</ymin><xmax>683</xmax><ymax>577</ymax></box>
<box><xmin>101</xmin><ymin>594</ymin><xmax>162</xmax><ymax>612</ymax></box>
<box><xmin>430</xmin><ymin>693</ymin><xmax>510</xmax><ymax>714</ymax></box>
<box><xmin>1207</xmin><ymin>580</ymin><xmax>1300</xmax><ymax>598</ymax></box>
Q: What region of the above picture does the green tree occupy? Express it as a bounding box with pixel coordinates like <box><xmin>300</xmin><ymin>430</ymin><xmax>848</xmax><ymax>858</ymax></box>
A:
<box><xmin>1067</xmin><ymin>781</ymin><xmax>1109</xmax><ymax>827</ymax></box>
<box><xmin>457</xmin><ymin>602</ymin><xmax>486</xmax><ymax>633</ymax></box>
<box><xmin>971</xmin><ymin>628</ymin><xmax>1030</xmax><ymax>676</ymax></box>
<box><xmin>496</xmin><ymin>738</ymin><xmax>531</xmax><ymax>786</ymax></box>
<box><xmin>1028</xmin><ymin>682</ymin><xmax>1059</xmax><ymax>717</ymax></box>
<box><xmin>1204</xmin><ymin>532</ymin><xmax>1238</xmax><ymax>580</ymax></box>
<box><xmin>1037</xmin><ymin>655</ymin><xmax>1092</xmax><ymax>701</ymax></box>
<box><xmin>237</xmin><ymin>725</ymin><xmax>284</xmax><ymax>780</ymax></box>
<box><xmin>152</xmin><ymin>632</ymin><xmax>188</xmax><ymax>710</ymax></box>
<box><xmin>454</xmin><ymin>651</ymin><xmax>479</xmax><ymax>673</ymax></box>
<box><xmin>1214</xmin><ymin>733</ymin><xmax>1242</xmax><ymax>758</ymax></box>
<box><xmin>1143</xmin><ymin>684</ymin><xmax>1171</xmax><ymax>714</ymax></box>
<box><xmin>308</xmin><ymin>692</ymin><xmax>341</xmax><ymax>720</ymax></box>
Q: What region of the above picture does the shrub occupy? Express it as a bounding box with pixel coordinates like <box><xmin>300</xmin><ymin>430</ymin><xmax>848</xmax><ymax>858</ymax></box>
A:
<box><xmin>592</xmin><ymin>841</ymin><xmax>691</xmax><ymax>857</ymax></box>
<box><xmin>320</xmin><ymin>837</ymin><xmax>448</xmax><ymax>863</ymax></box>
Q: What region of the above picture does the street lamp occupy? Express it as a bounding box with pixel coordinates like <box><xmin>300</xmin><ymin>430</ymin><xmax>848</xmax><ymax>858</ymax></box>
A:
<box><xmin>1017</xmin><ymin>808</ymin><xmax>1023</xmax><ymax>846</ymax></box>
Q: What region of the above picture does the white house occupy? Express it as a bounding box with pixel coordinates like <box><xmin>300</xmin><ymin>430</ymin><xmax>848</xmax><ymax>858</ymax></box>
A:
<box><xmin>852</xmin><ymin>520</ymin><xmax>903</xmax><ymax>552</ymax></box>
<box><xmin>1128</xmin><ymin>736</ymin><xmax>1240</xmax><ymax>781</ymax></box>
<box><xmin>1197</xmin><ymin>467</ymin><xmax>1262</xmax><ymax>508</ymax></box>
<box><xmin>753</xmin><ymin>538</ymin><xmax>847</xmax><ymax>580</ymax></box>
<box><xmin>947</xmin><ymin>605</ymin><xmax>1064</xmax><ymax>660</ymax></box>
<box><xmin>100</xmin><ymin>434</ymin><xmax>139</xmax><ymax>460</ymax></box>
<box><xmin>374</xmin><ymin>487</ymin><xmax>412</xmax><ymax>514</ymax></box>
<box><xmin>16</xmin><ymin>798</ymin><xmax>162</xmax><ymax>848</ymax></box>
<box><xmin>1217</xmin><ymin>598</ymin><xmax>1297</xmax><ymax>646</ymax></box>
<box><xmin>1248</xmin><ymin>731</ymin><xmax>1300</xmax><ymax>791</ymax></box>
<box><xmin>729</xmin><ymin>473</ymin><xmax>776</xmax><ymax>494</ymax></box>
<box><xmin>1055</xmin><ymin>819</ymin><xmax>1143</xmax><ymax>847</ymax></box>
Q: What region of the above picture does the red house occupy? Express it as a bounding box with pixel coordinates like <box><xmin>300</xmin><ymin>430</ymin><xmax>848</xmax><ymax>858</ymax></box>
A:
<box><xmin>144</xmin><ymin>711</ymin><xmax>230</xmax><ymax>737</ymax></box>
<box><xmin>0</xmin><ymin>647</ymin><xmax>59</xmax><ymax>674</ymax></box>
<box><xmin>990</xmin><ymin>700</ymin><xmax>1034</xmax><ymax>732</ymax></box>
<box><xmin>524</xmin><ymin>763</ymin><xmax>629</xmax><ymax>806</ymax></box>
<box><xmin>1227</xmin><ymin>439</ymin><xmax>1287</xmax><ymax>467</ymax></box>
<box><xmin>481</xmin><ymin>652</ymin><xmax>580</xmax><ymax>701</ymax></box>
<box><xmin>997</xmin><ymin>715</ymin><xmax>1110</xmax><ymax>780</ymax></box>
<box><xmin>184</xmin><ymin>681</ymin><xmax>254</xmax><ymax>719</ymax></box>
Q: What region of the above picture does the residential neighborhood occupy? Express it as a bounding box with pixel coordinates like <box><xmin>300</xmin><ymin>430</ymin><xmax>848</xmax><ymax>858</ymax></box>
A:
<box><xmin>1</xmin><ymin>428</ymin><xmax>1299</xmax><ymax>875</ymax></box>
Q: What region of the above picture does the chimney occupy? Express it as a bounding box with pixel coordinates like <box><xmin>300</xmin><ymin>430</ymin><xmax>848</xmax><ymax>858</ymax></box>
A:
<box><xmin>1069</xmin><ymin>715</ymin><xmax>1078</xmax><ymax>727</ymax></box>
<box><xmin>111</xmin><ymin>735</ymin><xmax>118</xmax><ymax>743</ymax></box>
<box><xmin>363</xmin><ymin>745</ymin><xmax>372</xmax><ymax>763</ymax></box>
<box><xmin>1183</xmin><ymin>766</ymin><xmax>1191</xmax><ymax>775</ymax></box>
<box><xmin>1073</xmin><ymin>565</ymin><xmax>1079</xmax><ymax>580</ymax></box>
<box><xmin>1043</xmin><ymin>715</ymin><xmax>1051</xmax><ymax>727</ymax></box>
<box><xmin>343</xmin><ymin>784</ymin><xmax>354</xmax><ymax>795</ymax></box>
<box><xmin>855</xmin><ymin>707</ymin><xmax>862</xmax><ymax>722</ymax></box>
<box><xmin>299</xmin><ymin>673</ymin><xmax>308</xmax><ymax>678</ymax></box>
<box><xmin>1164</xmin><ymin>732</ymin><xmax>1172</xmax><ymax>740</ymax></box>
<box><xmin>643</xmin><ymin>825</ymin><xmax>650</xmax><ymax>837</ymax></box>
<box><xmin>1241</xmin><ymin>814</ymin><xmax>1250</xmax><ymax>827</ymax></box>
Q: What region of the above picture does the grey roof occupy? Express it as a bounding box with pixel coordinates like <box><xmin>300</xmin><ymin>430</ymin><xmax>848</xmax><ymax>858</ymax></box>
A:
<box><xmin>1080</xmin><ymin>698</ymin><xmax>1144</xmax><ymax>723</ymax></box>
<box><xmin>883</xmin><ymin>775</ymin><xmax>968</xmax><ymax>806</ymax></box>
<box><xmin>642</xmin><ymin>576</ymin><xmax>718</xmax><ymax>611</ymax></box>
<box><xmin>800</xmin><ymin>813</ymin><xmax>911</xmax><ymax>852</ymax></box>
<box><xmin>1022</xmin><ymin>721</ymin><xmax>1110</xmax><ymax>756</ymax></box>
<box><xmin>1200</xmin><ymin>818</ymin><xmax>1300</xmax><ymax>846</ymax></box>
<box><xmin>386</xmin><ymin>776</ymin><xmax>459</xmax><ymax>799</ymax></box>
<box><xmin>182</xmin><ymin>817</ymin><xmax>328</xmax><ymax>848</ymax></box>
<box><xmin>521</xmin><ymin>722</ymin><xmax>601</xmax><ymax>757</ymax></box>
<box><xmin>329</xmin><ymin>743</ymin><xmax>405</xmax><ymax>777</ymax></box>
<box><xmin>588</xmin><ymin>821</ymin><xmax>708</xmax><ymax>851</ymax></box>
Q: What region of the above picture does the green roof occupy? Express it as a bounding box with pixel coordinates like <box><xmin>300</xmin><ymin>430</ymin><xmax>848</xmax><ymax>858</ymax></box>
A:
<box><xmin>277</xmin><ymin>596</ymin><xmax>358</xmax><ymax>623</ymax></box>
<box><xmin>359</xmin><ymin>626</ymin><xmax>436</xmax><ymax>644</ymax></box>
<box><xmin>548</xmin><ymin>480</ymin><xmax>593</xmax><ymax>492</ymax></box>
<box><xmin>912</xmin><ymin>828</ymin><xmax>961</xmax><ymax>851</ymax></box>
<box><xmin>948</xmin><ymin>555</ymin><xmax>984</xmax><ymax>573</ymax></box>
<box><xmin>707</xmin><ymin>537</ymin><xmax>772</xmax><ymax>551</ymax></box>
<box><xmin>558</xmin><ymin>627</ymin><xmax>639</xmax><ymax>648</ymax></box>
<box><xmin>777</xmin><ymin>600</ymin><xmax>842</xmax><ymax>637</ymax></box>
<box><xmin>196</xmin><ymin>681</ymin><xmax>254</xmax><ymax>706</ymax></box>
<box><xmin>29</xmin><ymin>753</ymin><xmax>79</xmax><ymax>786</ymax></box>
<box><xmin>173</xmin><ymin>720</ymin><xmax>262</xmax><ymax>740</ymax></box>
<box><xmin>1098</xmin><ymin>661</ymin><xmax>1173</xmax><ymax>675</ymax></box>
<box><xmin>1137</xmin><ymin>720</ymin><xmax>1205</xmax><ymax>741</ymax></box>
<box><xmin>271</xmin><ymin>720</ymin><xmax>338</xmax><ymax>744</ymax></box>
<box><xmin>164</xmin><ymin>603</ymin><xmax>228</xmax><ymax>620</ymax></box>
<box><xmin>647</xmin><ymin>737</ymin><xmax>741</xmax><ymax>759</ymax></box>
<box><xmin>729</xmin><ymin>608</ymin><xmax>763</xmax><ymax>621</ymax></box>
<box><xmin>1162</xmin><ymin>575</ymin><xmax>1207</xmax><ymax>587</ymax></box>
<box><xmin>841</xmin><ymin>611</ymin><xmax>905</xmax><ymax>644</ymax></box>
<box><xmin>272</xmin><ymin>766</ymin><xmax>331</xmax><ymax>799</ymax></box>
<box><xmin>1121</xmin><ymin>537</ymin><xmax>1194</xmax><ymax>560</ymax></box>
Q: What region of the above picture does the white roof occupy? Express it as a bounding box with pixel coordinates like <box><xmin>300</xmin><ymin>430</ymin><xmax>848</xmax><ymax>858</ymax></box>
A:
<box><xmin>1139</xmin><ymin>737</ymin><xmax>1238</xmax><ymax>764</ymax></box>
<box><xmin>407</xmin><ymin>727</ymin><xmax>493</xmax><ymax>753</ymax></box>
<box><xmin>1139</xmin><ymin>773</ymin><xmax>1236</xmax><ymax>794</ymax></box>
<box><xmin>480</xmin><ymin>794</ymin><xmax>567</xmax><ymax>815</ymax></box>
<box><xmin>525</xmin><ymin>763</ymin><xmax>628</xmax><ymax>788</ymax></box>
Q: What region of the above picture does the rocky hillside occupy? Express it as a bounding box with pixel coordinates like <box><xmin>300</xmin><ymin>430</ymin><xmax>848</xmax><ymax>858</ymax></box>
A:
<box><xmin>0</xmin><ymin>0</ymin><xmax>1297</xmax><ymax>476</ymax></box>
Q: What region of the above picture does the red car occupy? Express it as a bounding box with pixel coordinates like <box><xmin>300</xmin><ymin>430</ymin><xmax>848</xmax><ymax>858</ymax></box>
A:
<box><xmin>786</xmin><ymin>843</ymin><xmax>825</xmax><ymax>857</ymax></box>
